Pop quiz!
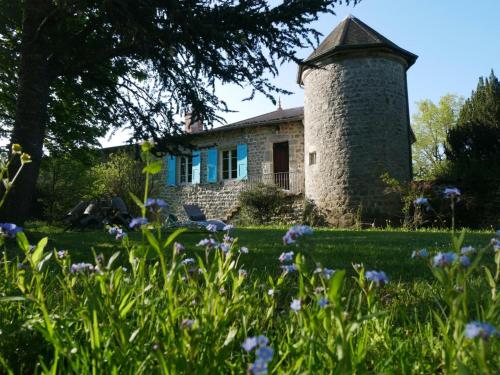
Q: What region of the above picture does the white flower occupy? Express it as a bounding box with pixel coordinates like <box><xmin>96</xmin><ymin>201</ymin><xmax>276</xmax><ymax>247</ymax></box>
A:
<box><xmin>290</xmin><ymin>299</ymin><xmax>301</xmax><ymax>312</ymax></box>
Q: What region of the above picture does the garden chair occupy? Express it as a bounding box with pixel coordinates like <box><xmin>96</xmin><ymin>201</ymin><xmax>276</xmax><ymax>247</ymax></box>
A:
<box><xmin>183</xmin><ymin>204</ymin><xmax>227</xmax><ymax>231</ymax></box>
<box><xmin>164</xmin><ymin>204</ymin><xmax>227</xmax><ymax>232</ymax></box>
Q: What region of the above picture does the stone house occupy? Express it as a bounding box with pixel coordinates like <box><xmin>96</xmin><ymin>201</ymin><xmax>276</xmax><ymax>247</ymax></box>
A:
<box><xmin>159</xmin><ymin>15</ymin><xmax>417</xmax><ymax>226</ymax></box>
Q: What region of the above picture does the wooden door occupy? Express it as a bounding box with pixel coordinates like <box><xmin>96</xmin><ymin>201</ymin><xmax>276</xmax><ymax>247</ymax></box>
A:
<box><xmin>273</xmin><ymin>142</ymin><xmax>289</xmax><ymax>189</ymax></box>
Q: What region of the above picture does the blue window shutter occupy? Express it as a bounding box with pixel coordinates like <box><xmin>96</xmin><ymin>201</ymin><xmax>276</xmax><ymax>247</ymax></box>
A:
<box><xmin>207</xmin><ymin>148</ymin><xmax>218</xmax><ymax>183</ymax></box>
<box><xmin>192</xmin><ymin>150</ymin><xmax>201</xmax><ymax>184</ymax></box>
<box><xmin>167</xmin><ymin>155</ymin><xmax>176</xmax><ymax>186</ymax></box>
<box><xmin>237</xmin><ymin>143</ymin><xmax>248</xmax><ymax>180</ymax></box>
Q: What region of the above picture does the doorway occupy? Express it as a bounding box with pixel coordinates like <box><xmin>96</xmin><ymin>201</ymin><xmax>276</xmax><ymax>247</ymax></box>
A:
<box><xmin>273</xmin><ymin>141</ymin><xmax>289</xmax><ymax>190</ymax></box>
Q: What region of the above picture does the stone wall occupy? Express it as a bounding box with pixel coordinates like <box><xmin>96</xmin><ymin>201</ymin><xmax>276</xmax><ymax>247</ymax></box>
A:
<box><xmin>302</xmin><ymin>52</ymin><xmax>412</xmax><ymax>226</ymax></box>
<box><xmin>155</xmin><ymin>121</ymin><xmax>304</xmax><ymax>221</ymax></box>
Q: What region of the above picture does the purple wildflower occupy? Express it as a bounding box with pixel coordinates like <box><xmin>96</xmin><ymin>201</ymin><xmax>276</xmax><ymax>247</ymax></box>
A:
<box><xmin>174</xmin><ymin>242</ymin><xmax>185</xmax><ymax>253</ymax></box>
<box><xmin>0</xmin><ymin>223</ymin><xmax>23</xmax><ymax>238</ymax></box>
<box><xmin>57</xmin><ymin>250</ymin><xmax>67</xmax><ymax>259</ymax></box>
<box><xmin>219</xmin><ymin>243</ymin><xmax>231</xmax><ymax>253</ymax></box>
<box><xmin>206</xmin><ymin>223</ymin><xmax>218</xmax><ymax>232</ymax></box>
<box><xmin>70</xmin><ymin>262</ymin><xmax>94</xmax><ymax>274</ymax></box>
<box><xmin>315</xmin><ymin>267</ymin><xmax>335</xmax><ymax>279</ymax></box>
<box><xmin>238</xmin><ymin>269</ymin><xmax>248</xmax><ymax>278</ymax></box>
<box><xmin>223</xmin><ymin>224</ymin><xmax>234</xmax><ymax>232</ymax></box>
<box><xmin>249</xmin><ymin>359</ymin><xmax>268</xmax><ymax>375</ymax></box>
<box><xmin>365</xmin><ymin>270</ymin><xmax>389</xmax><ymax>286</ymax></box>
<box><xmin>115</xmin><ymin>229</ymin><xmax>127</xmax><ymax>240</ymax></box>
<box><xmin>281</xmin><ymin>264</ymin><xmax>297</xmax><ymax>273</ymax></box>
<box><xmin>433</xmin><ymin>252</ymin><xmax>458</xmax><ymax>267</ymax></box>
<box><xmin>129</xmin><ymin>217</ymin><xmax>148</xmax><ymax>229</ymax></box>
<box><xmin>444</xmin><ymin>187</ymin><xmax>461</xmax><ymax>199</ymax></box>
<box><xmin>460</xmin><ymin>255</ymin><xmax>471</xmax><ymax>268</ymax></box>
<box><xmin>318</xmin><ymin>297</ymin><xmax>329</xmax><ymax>308</ymax></box>
<box><xmin>282</xmin><ymin>225</ymin><xmax>313</xmax><ymax>245</ymax></box>
<box><xmin>257</xmin><ymin>335</ymin><xmax>269</xmax><ymax>347</ymax></box>
<box><xmin>242</xmin><ymin>337</ymin><xmax>258</xmax><ymax>352</ymax></box>
<box><xmin>412</xmin><ymin>248</ymin><xmax>429</xmax><ymax>259</ymax></box>
<box><xmin>144</xmin><ymin>198</ymin><xmax>168</xmax><ymax>210</ymax></box>
<box><xmin>278</xmin><ymin>251</ymin><xmax>294</xmax><ymax>263</ymax></box>
<box><xmin>460</xmin><ymin>245</ymin><xmax>476</xmax><ymax>255</ymax></box>
<box><xmin>196</xmin><ymin>238</ymin><xmax>218</xmax><ymax>248</ymax></box>
<box><xmin>255</xmin><ymin>346</ymin><xmax>274</xmax><ymax>362</ymax></box>
<box><xmin>465</xmin><ymin>321</ymin><xmax>498</xmax><ymax>340</ymax></box>
<box><xmin>181</xmin><ymin>258</ymin><xmax>195</xmax><ymax>266</ymax></box>
<box><xmin>181</xmin><ymin>319</ymin><xmax>196</xmax><ymax>329</ymax></box>
<box><xmin>414</xmin><ymin>197</ymin><xmax>429</xmax><ymax>206</ymax></box>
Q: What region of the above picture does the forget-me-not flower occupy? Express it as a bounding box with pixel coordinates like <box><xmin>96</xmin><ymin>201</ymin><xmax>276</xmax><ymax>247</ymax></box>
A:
<box><xmin>365</xmin><ymin>270</ymin><xmax>389</xmax><ymax>286</ymax></box>
<box><xmin>433</xmin><ymin>252</ymin><xmax>457</xmax><ymax>267</ymax></box>
<box><xmin>129</xmin><ymin>217</ymin><xmax>148</xmax><ymax>229</ymax></box>
<box><xmin>465</xmin><ymin>321</ymin><xmax>498</xmax><ymax>340</ymax></box>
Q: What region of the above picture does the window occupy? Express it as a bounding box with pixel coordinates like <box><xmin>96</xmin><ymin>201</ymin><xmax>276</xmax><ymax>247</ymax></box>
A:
<box><xmin>222</xmin><ymin>149</ymin><xmax>238</xmax><ymax>179</ymax></box>
<box><xmin>309</xmin><ymin>152</ymin><xmax>317</xmax><ymax>166</ymax></box>
<box><xmin>179</xmin><ymin>156</ymin><xmax>192</xmax><ymax>183</ymax></box>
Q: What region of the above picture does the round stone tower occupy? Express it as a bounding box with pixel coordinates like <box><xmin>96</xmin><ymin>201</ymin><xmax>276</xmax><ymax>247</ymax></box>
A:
<box><xmin>299</xmin><ymin>15</ymin><xmax>417</xmax><ymax>226</ymax></box>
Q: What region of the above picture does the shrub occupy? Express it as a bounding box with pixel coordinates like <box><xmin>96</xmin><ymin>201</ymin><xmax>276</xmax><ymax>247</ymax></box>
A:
<box><xmin>36</xmin><ymin>154</ymin><xmax>96</xmax><ymax>223</ymax></box>
<box><xmin>239</xmin><ymin>183</ymin><xmax>294</xmax><ymax>225</ymax></box>
<box><xmin>88</xmin><ymin>150</ymin><xmax>158</xmax><ymax>216</ymax></box>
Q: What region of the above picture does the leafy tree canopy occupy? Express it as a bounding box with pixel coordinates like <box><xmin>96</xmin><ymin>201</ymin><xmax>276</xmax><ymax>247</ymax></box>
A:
<box><xmin>0</xmin><ymin>0</ymin><xmax>358</xmax><ymax>223</ymax></box>
<box><xmin>0</xmin><ymin>0</ymin><xmax>356</xmax><ymax>155</ymax></box>
<box><xmin>411</xmin><ymin>94</ymin><xmax>463</xmax><ymax>179</ymax></box>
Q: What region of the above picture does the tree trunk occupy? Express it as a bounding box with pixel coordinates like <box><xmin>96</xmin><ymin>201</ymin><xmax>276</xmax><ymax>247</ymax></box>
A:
<box><xmin>0</xmin><ymin>0</ymin><xmax>53</xmax><ymax>224</ymax></box>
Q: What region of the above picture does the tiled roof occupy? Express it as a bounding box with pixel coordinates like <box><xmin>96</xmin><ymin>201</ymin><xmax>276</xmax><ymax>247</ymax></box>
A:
<box><xmin>298</xmin><ymin>15</ymin><xmax>417</xmax><ymax>82</ymax></box>
<box><xmin>207</xmin><ymin>106</ymin><xmax>303</xmax><ymax>133</ymax></box>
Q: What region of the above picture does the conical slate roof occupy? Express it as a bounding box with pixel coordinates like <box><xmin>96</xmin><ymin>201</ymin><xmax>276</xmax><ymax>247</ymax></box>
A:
<box><xmin>298</xmin><ymin>15</ymin><xmax>417</xmax><ymax>82</ymax></box>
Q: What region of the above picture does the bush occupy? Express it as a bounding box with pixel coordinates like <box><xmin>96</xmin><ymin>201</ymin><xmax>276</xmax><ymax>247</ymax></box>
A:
<box><xmin>88</xmin><ymin>151</ymin><xmax>158</xmax><ymax>216</ymax></box>
<box><xmin>239</xmin><ymin>184</ymin><xmax>294</xmax><ymax>225</ymax></box>
<box><xmin>36</xmin><ymin>154</ymin><xmax>96</xmax><ymax>223</ymax></box>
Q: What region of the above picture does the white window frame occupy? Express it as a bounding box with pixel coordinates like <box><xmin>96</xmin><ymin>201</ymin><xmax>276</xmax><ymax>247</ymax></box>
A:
<box><xmin>179</xmin><ymin>155</ymin><xmax>192</xmax><ymax>184</ymax></box>
<box><xmin>221</xmin><ymin>148</ymin><xmax>238</xmax><ymax>180</ymax></box>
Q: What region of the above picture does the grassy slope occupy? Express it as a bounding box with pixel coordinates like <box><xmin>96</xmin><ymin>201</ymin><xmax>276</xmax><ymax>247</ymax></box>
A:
<box><xmin>9</xmin><ymin>224</ymin><xmax>494</xmax><ymax>283</ymax></box>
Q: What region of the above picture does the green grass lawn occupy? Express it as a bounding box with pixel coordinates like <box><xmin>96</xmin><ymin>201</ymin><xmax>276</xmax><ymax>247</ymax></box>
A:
<box><xmin>2</xmin><ymin>224</ymin><xmax>498</xmax><ymax>373</ymax></box>
<box><xmin>10</xmin><ymin>224</ymin><xmax>494</xmax><ymax>283</ymax></box>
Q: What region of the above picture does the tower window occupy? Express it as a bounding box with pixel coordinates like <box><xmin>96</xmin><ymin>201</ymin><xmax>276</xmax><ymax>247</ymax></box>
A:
<box><xmin>309</xmin><ymin>152</ymin><xmax>317</xmax><ymax>166</ymax></box>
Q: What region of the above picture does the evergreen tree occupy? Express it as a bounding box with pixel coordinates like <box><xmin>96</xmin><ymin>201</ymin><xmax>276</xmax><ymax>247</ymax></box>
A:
<box><xmin>0</xmin><ymin>0</ymin><xmax>357</xmax><ymax>224</ymax></box>
<box><xmin>445</xmin><ymin>70</ymin><xmax>500</xmax><ymax>164</ymax></box>
<box><xmin>442</xmin><ymin>71</ymin><xmax>500</xmax><ymax>228</ymax></box>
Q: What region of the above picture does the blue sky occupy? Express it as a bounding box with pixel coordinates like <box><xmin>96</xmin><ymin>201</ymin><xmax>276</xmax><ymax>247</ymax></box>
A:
<box><xmin>104</xmin><ymin>0</ymin><xmax>500</xmax><ymax>146</ymax></box>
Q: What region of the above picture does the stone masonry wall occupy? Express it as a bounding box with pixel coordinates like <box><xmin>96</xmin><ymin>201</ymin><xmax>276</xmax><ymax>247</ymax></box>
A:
<box><xmin>303</xmin><ymin>53</ymin><xmax>412</xmax><ymax>226</ymax></box>
<box><xmin>155</xmin><ymin>121</ymin><xmax>304</xmax><ymax>222</ymax></box>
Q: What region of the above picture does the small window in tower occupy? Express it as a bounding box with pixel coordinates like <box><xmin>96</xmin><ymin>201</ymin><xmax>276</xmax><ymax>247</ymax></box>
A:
<box><xmin>309</xmin><ymin>152</ymin><xmax>316</xmax><ymax>166</ymax></box>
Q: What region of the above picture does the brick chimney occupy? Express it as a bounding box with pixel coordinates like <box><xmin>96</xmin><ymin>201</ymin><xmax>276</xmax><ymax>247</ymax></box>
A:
<box><xmin>184</xmin><ymin>112</ymin><xmax>204</xmax><ymax>133</ymax></box>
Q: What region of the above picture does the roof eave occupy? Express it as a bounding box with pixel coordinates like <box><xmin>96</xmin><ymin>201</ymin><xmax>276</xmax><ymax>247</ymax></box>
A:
<box><xmin>203</xmin><ymin>115</ymin><xmax>304</xmax><ymax>134</ymax></box>
<box><xmin>297</xmin><ymin>44</ymin><xmax>418</xmax><ymax>84</ymax></box>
